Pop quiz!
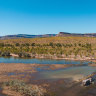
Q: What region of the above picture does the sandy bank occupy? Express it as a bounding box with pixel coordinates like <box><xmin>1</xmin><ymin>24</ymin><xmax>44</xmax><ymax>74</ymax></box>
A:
<box><xmin>0</xmin><ymin>63</ymin><xmax>74</xmax><ymax>73</ymax></box>
<box><xmin>10</xmin><ymin>53</ymin><xmax>94</xmax><ymax>61</ymax></box>
<box><xmin>89</xmin><ymin>64</ymin><xmax>96</xmax><ymax>67</ymax></box>
<box><xmin>0</xmin><ymin>63</ymin><xmax>36</xmax><ymax>73</ymax></box>
<box><xmin>2</xmin><ymin>86</ymin><xmax>22</xmax><ymax>96</ymax></box>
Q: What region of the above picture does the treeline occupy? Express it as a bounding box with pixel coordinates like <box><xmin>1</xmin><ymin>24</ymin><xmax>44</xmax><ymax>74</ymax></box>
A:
<box><xmin>16</xmin><ymin>42</ymin><xmax>91</xmax><ymax>47</ymax></box>
<box><xmin>0</xmin><ymin>42</ymin><xmax>92</xmax><ymax>47</ymax></box>
<box><xmin>0</xmin><ymin>42</ymin><xmax>94</xmax><ymax>58</ymax></box>
<box><xmin>0</xmin><ymin>51</ymin><xmax>10</xmax><ymax>57</ymax></box>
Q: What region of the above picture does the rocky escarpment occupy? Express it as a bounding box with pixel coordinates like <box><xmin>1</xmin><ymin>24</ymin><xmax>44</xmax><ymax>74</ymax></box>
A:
<box><xmin>56</xmin><ymin>32</ymin><xmax>96</xmax><ymax>37</ymax></box>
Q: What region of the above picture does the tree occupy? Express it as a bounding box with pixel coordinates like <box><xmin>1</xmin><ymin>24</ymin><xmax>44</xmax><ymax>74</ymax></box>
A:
<box><xmin>56</xmin><ymin>43</ymin><xmax>62</xmax><ymax>47</ymax></box>
<box><xmin>15</xmin><ymin>43</ymin><xmax>20</xmax><ymax>46</ymax></box>
<box><xmin>31</xmin><ymin>43</ymin><xmax>35</xmax><ymax>46</ymax></box>
<box><xmin>49</xmin><ymin>42</ymin><xmax>53</xmax><ymax>47</ymax></box>
<box><xmin>25</xmin><ymin>43</ymin><xmax>30</xmax><ymax>46</ymax></box>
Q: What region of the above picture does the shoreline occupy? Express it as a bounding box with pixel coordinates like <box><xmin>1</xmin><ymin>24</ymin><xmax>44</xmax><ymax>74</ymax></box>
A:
<box><xmin>10</xmin><ymin>53</ymin><xmax>96</xmax><ymax>62</ymax></box>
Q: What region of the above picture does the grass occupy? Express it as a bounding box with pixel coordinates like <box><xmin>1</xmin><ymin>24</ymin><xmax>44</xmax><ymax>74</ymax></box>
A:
<box><xmin>2</xmin><ymin>80</ymin><xmax>46</xmax><ymax>96</ymax></box>
<box><xmin>0</xmin><ymin>36</ymin><xmax>96</xmax><ymax>44</ymax></box>
<box><xmin>0</xmin><ymin>36</ymin><xmax>96</xmax><ymax>59</ymax></box>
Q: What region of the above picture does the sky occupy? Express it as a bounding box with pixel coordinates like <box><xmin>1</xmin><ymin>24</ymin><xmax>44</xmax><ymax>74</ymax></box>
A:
<box><xmin>0</xmin><ymin>0</ymin><xmax>96</xmax><ymax>36</ymax></box>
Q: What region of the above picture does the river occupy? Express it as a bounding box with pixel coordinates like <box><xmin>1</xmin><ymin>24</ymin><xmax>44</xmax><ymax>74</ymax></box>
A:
<box><xmin>0</xmin><ymin>57</ymin><xmax>91</xmax><ymax>64</ymax></box>
<box><xmin>0</xmin><ymin>57</ymin><xmax>96</xmax><ymax>96</ymax></box>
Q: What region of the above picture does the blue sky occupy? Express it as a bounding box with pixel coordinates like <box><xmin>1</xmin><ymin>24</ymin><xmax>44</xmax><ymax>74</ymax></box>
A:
<box><xmin>0</xmin><ymin>0</ymin><xmax>96</xmax><ymax>36</ymax></box>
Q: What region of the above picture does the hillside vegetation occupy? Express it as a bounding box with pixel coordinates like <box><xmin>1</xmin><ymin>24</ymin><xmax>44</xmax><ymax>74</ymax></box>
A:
<box><xmin>0</xmin><ymin>36</ymin><xmax>96</xmax><ymax>59</ymax></box>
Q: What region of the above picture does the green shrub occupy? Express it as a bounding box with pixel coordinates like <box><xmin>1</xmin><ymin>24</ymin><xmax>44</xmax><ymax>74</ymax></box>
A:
<box><xmin>18</xmin><ymin>52</ymin><xmax>23</xmax><ymax>57</ymax></box>
<box><xmin>1</xmin><ymin>52</ymin><xmax>10</xmax><ymax>56</ymax></box>
<box><xmin>31</xmin><ymin>43</ymin><xmax>35</xmax><ymax>46</ymax></box>
<box><xmin>15</xmin><ymin>43</ymin><xmax>20</xmax><ymax>46</ymax></box>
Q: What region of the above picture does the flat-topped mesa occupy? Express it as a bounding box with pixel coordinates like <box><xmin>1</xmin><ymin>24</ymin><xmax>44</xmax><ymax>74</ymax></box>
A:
<box><xmin>56</xmin><ymin>32</ymin><xmax>71</xmax><ymax>37</ymax></box>
<box><xmin>59</xmin><ymin>32</ymin><xmax>70</xmax><ymax>34</ymax></box>
<box><xmin>57</xmin><ymin>32</ymin><xmax>96</xmax><ymax>37</ymax></box>
<box><xmin>57</xmin><ymin>32</ymin><xmax>83</xmax><ymax>37</ymax></box>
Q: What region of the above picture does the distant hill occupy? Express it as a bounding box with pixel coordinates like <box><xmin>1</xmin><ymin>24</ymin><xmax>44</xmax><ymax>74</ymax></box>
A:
<box><xmin>56</xmin><ymin>32</ymin><xmax>96</xmax><ymax>37</ymax></box>
<box><xmin>0</xmin><ymin>34</ymin><xmax>56</xmax><ymax>40</ymax></box>
<box><xmin>0</xmin><ymin>32</ymin><xmax>96</xmax><ymax>40</ymax></box>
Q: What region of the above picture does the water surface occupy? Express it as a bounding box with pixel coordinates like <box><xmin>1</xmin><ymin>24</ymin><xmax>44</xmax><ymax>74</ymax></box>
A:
<box><xmin>0</xmin><ymin>57</ymin><xmax>95</xmax><ymax>82</ymax></box>
<box><xmin>36</xmin><ymin>66</ymin><xmax>96</xmax><ymax>81</ymax></box>
<box><xmin>0</xmin><ymin>57</ymin><xmax>95</xmax><ymax>96</ymax></box>
<box><xmin>0</xmin><ymin>57</ymin><xmax>91</xmax><ymax>64</ymax></box>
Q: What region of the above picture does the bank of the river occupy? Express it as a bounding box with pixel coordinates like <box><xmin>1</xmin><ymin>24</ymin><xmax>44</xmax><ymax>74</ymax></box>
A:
<box><xmin>11</xmin><ymin>53</ymin><xmax>95</xmax><ymax>61</ymax></box>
